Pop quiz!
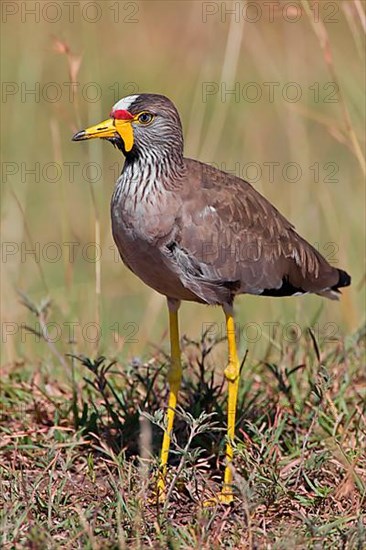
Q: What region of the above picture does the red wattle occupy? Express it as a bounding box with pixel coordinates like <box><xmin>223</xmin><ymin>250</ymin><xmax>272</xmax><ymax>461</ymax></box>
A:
<box><xmin>110</xmin><ymin>109</ymin><xmax>134</xmax><ymax>120</ymax></box>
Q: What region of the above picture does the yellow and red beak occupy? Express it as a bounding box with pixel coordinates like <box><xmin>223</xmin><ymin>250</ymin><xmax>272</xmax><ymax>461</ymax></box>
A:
<box><xmin>72</xmin><ymin>111</ymin><xmax>134</xmax><ymax>152</ymax></box>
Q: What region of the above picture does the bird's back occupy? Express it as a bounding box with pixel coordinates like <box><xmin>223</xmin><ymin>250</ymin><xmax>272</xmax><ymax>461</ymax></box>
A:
<box><xmin>171</xmin><ymin>158</ymin><xmax>351</xmax><ymax>304</ymax></box>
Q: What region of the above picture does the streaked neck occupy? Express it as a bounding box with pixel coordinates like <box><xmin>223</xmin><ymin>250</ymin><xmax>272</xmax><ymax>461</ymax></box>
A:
<box><xmin>114</xmin><ymin>149</ymin><xmax>185</xmax><ymax>206</ymax></box>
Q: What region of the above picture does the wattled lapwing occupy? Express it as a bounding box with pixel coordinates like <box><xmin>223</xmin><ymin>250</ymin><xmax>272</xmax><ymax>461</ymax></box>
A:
<box><xmin>73</xmin><ymin>93</ymin><xmax>351</xmax><ymax>504</ymax></box>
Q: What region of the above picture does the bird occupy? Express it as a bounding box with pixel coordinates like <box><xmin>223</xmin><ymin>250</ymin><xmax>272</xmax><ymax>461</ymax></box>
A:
<box><xmin>72</xmin><ymin>93</ymin><xmax>351</xmax><ymax>504</ymax></box>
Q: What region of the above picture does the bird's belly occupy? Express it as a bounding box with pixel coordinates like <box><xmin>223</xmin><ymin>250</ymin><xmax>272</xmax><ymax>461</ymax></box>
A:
<box><xmin>112</xmin><ymin>221</ymin><xmax>200</xmax><ymax>302</ymax></box>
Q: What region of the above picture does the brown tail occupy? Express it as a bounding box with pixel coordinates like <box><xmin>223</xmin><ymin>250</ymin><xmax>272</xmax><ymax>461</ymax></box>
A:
<box><xmin>317</xmin><ymin>268</ymin><xmax>351</xmax><ymax>300</ymax></box>
<box><xmin>333</xmin><ymin>268</ymin><xmax>351</xmax><ymax>290</ymax></box>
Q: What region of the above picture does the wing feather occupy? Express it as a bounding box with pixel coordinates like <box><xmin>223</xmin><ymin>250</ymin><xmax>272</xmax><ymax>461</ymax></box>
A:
<box><xmin>168</xmin><ymin>158</ymin><xmax>341</xmax><ymax>302</ymax></box>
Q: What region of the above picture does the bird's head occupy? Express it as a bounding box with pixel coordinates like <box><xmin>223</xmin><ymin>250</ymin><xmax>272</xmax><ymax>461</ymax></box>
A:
<box><xmin>72</xmin><ymin>93</ymin><xmax>184</xmax><ymax>160</ymax></box>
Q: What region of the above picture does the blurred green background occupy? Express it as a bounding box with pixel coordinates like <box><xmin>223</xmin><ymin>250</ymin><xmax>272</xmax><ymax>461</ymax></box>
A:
<box><xmin>1</xmin><ymin>1</ymin><xmax>365</xmax><ymax>368</ymax></box>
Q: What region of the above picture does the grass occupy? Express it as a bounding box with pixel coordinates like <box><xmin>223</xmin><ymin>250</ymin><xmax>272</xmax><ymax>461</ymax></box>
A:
<box><xmin>1</xmin><ymin>0</ymin><xmax>365</xmax><ymax>547</ymax></box>
<box><xmin>1</xmin><ymin>314</ymin><xmax>365</xmax><ymax>548</ymax></box>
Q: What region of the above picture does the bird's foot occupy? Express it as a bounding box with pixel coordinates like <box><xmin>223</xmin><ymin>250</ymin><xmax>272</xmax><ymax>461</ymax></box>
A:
<box><xmin>203</xmin><ymin>489</ymin><xmax>235</xmax><ymax>507</ymax></box>
<box><xmin>155</xmin><ymin>478</ymin><xmax>166</xmax><ymax>504</ymax></box>
<box><xmin>147</xmin><ymin>477</ymin><xmax>166</xmax><ymax>505</ymax></box>
<box><xmin>148</xmin><ymin>490</ymin><xmax>166</xmax><ymax>505</ymax></box>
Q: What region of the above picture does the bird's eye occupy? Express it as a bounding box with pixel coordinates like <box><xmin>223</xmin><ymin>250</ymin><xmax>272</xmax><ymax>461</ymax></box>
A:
<box><xmin>137</xmin><ymin>112</ymin><xmax>154</xmax><ymax>125</ymax></box>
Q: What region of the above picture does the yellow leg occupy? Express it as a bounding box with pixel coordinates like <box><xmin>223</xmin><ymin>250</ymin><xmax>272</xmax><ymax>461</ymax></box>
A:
<box><xmin>221</xmin><ymin>307</ymin><xmax>240</xmax><ymax>503</ymax></box>
<box><xmin>157</xmin><ymin>298</ymin><xmax>182</xmax><ymax>500</ymax></box>
<box><xmin>205</xmin><ymin>305</ymin><xmax>240</xmax><ymax>506</ymax></box>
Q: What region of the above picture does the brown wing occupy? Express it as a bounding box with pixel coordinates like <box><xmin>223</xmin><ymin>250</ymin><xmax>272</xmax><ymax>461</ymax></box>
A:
<box><xmin>163</xmin><ymin>158</ymin><xmax>350</xmax><ymax>305</ymax></box>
